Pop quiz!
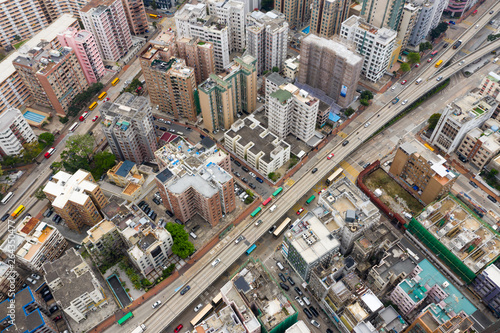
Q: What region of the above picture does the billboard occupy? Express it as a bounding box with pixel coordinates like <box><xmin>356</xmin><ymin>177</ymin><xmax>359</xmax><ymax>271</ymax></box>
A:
<box><xmin>340</xmin><ymin>85</ymin><xmax>348</xmax><ymax>98</ymax></box>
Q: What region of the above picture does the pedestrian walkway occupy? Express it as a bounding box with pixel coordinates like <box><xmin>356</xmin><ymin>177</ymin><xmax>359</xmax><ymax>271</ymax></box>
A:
<box><xmin>339</xmin><ymin>161</ymin><xmax>360</xmax><ymax>183</ymax></box>
<box><xmin>284</xmin><ymin>178</ymin><xmax>296</xmax><ymax>188</ymax></box>
<box><xmin>338</xmin><ymin>131</ymin><xmax>348</xmax><ymax>138</ymax></box>
<box><xmin>443</xmin><ymin>37</ymin><xmax>455</xmax><ymax>43</ymax></box>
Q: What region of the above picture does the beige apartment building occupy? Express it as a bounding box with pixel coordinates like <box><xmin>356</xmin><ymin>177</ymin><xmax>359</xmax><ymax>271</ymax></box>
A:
<box><xmin>274</xmin><ymin>0</ymin><xmax>312</xmax><ymax>28</ymax></box>
<box><xmin>177</xmin><ymin>37</ymin><xmax>215</xmax><ymax>84</ymax></box>
<box><xmin>310</xmin><ymin>0</ymin><xmax>351</xmax><ymax>38</ymax></box>
<box><xmin>44</xmin><ymin>170</ymin><xmax>108</xmax><ymax>232</ymax></box>
<box><xmin>457</xmin><ymin>118</ymin><xmax>500</xmax><ymax>170</ymax></box>
<box><xmin>121</xmin><ymin>0</ymin><xmax>148</xmax><ymax>35</ymax></box>
<box><xmin>198</xmin><ymin>56</ymin><xmax>257</xmax><ymax>133</ymax></box>
<box><xmin>13</xmin><ymin>45</ymin><xmax>89</xmax><ymax>116</ymax></box>
<box><xmin>390</xmin><ymin>140</ymin><xmax>457</xmax><ymax>205</ymax></box>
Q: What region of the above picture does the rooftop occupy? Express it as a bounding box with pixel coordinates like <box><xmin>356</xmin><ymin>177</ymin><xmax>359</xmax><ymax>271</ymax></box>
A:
<box><xmin>115</xmin><ymin>160</ymin><xmax>136</xmax><ymax>178</ymax></box>
<box><xmin>100</xmin><ymin>93</ymin><xmax>150</xmax><ymax>130</ymax></box>
<box><xmin>447</xmin><ymin>93</ymin><xmax>497</xmax><ymax>123</ymax></box>
<box><xmin>302</xmin><ymin>34</ymin><xmax>363</xmax><ymax>66</ymax></box>
<box><xmin>0</xmin><ymin>287</ymin><xmax>45</xmax><ymax>332</ymax></box>
<box><xmin>266</xmin><ymin>72</ymin><xmax>289</xmax><ymax>87</ymax></box>
<box><xmin>43</xmin><ymin>170</ymin><xmax>96</xmax><ymax>209</ymax></box>
<box><xmin>0</xmin><ymin>108</ymin><xmax>23</xmax><ymax>131</ymax></box>
<box><xmin>342</xmin><ymin>15</ymin><xmax>397</xmax><ymax>43</ymax></box>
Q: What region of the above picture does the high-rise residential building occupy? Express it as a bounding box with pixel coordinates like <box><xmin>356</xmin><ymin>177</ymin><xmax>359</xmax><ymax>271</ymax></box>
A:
<box><xmin>430</xmin><ymin>93</ymin><xmax>497</xmax><ymax>154</ymax></box>
<box><xmin>478</xmin><ymin>72</ymin><xmax>500</xmax><ymax>99</ymax></box>
<box><xmin>100</xmin><ymin>93</ymin><xmax>158</xmax><ymax>163</ymax></box>
<box><xmin>127</xmin><ymin>227</ymin><xmax>174</xmax><ymax>276</ymax></box>
<box><xmin>0</xmin><ymin>108</ymin><xmax>37</xmax><ymax>157</ymax></box>
<box><xmin>0</xmin><ymin>14</ymin><xmax>78</xmax><ymax>116</ymax></box>
<box><xmin>310</xmin><ymin>0</ymin><xmax>351</xmax><ymax>38</ymax></box>
<box><xmin>246</xmin><ymin>10</ymin><xmax>289</xmax><ymax>75</ymax></box>
<box><xmin>445</xmin><ymin>0</ymin><xmax>478</xmax><ymax>18</ymax></box>
<box><xmin>58</xmin><ymin>27</ymin><xmax>105</xmax><ymax>84</ymax></box>
<box><xmin>42</xmin><ymin>248</ymin><xmax>108</xmax><ymax>323</ymax></box>
<box><xmin>13</xmin><ymin>45</ymin><xmax>89</xmax><ymax>116</ymax></box>
<box><xmin>44</xmin><ymin>170</ymin><xmax>109</xmax><ymax>232</ymax></box>
<box><xmin>457</xmin><ymin>118</ymin><xmax>500</xmax><ymax>170</ymax></box>
<box><xmin>233</xmin><ymin>0</ymin><xmax>261</xmax><ymax>14</ymax></box>
<box><xmin>199</xmin><ymin>56</ymin><xmax>257</xmax><ymax>133</ymax></box>
<box><xmin>389</xmin><ymin>140</ymin><xmax>458</xmax><ymax>205</ymax></box>
<box><xmin>340</xmin><ymin>16</ymin><xmax>396</xmax><ymax>82</ymax></box>
<box><xmin>397</xmin><ymin>3</ymin><xmax>420</xmax><ymax>52</ymax></box>
<box><xmin>177</xmin><ymin>37</ymin><xmax>215</xmax><ymax>84</ymax></box>
<box><xmin>0</xmin><ymin>0</ymin><xmax>49</xmax><ymax>48</ymax></box>
<box><xmin>37</xmin><ymin>0</ymin><xmax>91</xmax><ymax>22</ymax></box>
<box><xmin>409</xmin><ymin>0</ymin><xmax>448</xmax><ymax>47</ymax></box>
<box><xmin>298</xmin><ymin>34</ymin><xmax>363</xmax><ymax>108</ymax></box>
<box><xmin>142</xmin><ymin>0</ymin><xmax>173</xmax><ymax>10</ymax></box>
<box><xmin>360</xmin><ymin>0</ymin><xmax>405</xmax><ymax>30</ymax></box>
<box><xmin>207</xmin><ymin>0</ymin><xmax>246</xmax><ymax>53</ymax></box>
<box><xmin>0</xmin><ymin>216</ymin><xmax>68</xmax><ymax>273</ymax></box>
<box><xmin>175</xmin><ymin>4</ymin><xmax>231</xmax><ymax>72</ymax></box>
<box><xmin>0</xmin><ymin>262</ymin><xmax>25</xmax><ymax>302</ymax></box>
<box><xmin>80</xmin><ymin>0</ymin><xmax>133</xmax><ymax>61</ymax></box>
<box><xmin>121</xmin><ymin>0</ymin><xmax>148</xmax><ymax>35</ymax></box>
<box><xmin>473</xmin><ymin>264</ymin><xmax>500</xmax><ymax>318</ymax></box>
<box><xmin>274</xmin><ymin>0</ymin><xmax>312</xmax><ymax>28</ymax></box>
<box><xmin>267</xmin><ymin>83</ymin><xmax>319</xmax><ymax>142</ymax></box>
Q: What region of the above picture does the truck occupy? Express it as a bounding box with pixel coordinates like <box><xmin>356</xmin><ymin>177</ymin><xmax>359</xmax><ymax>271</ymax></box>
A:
<box><xmin>392</xmin><ymin>97</ymin><xmax>399</xmax><ymax>104</ymax></box>
<box><xmin>131</xmin><ymin>324</ymin><xmax>146</xmax><ymax>333</ymax></box>
<box><xmin>452</xmin><ymin>40</ymin><xmax>462</xmax><ymax>49</ymax></box>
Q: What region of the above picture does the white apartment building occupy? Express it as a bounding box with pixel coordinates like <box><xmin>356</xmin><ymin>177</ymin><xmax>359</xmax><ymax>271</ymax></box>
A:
<box><xmin>234</xmin><ymin>0</ymin><xmax>261</xmax><ymax>14</ymax></box>
<box><xmin>246</xmin><ymin>10</ymin><xmax>288</xmax><ymax>75</ymax></box>
<box><xmin>207</xmin><ymin>0</ymin><xmax>246</xmax><ymax>53</ymax></box>
<box><xmin>80</xmin><ymin>0</ymin><xmax>133</xmax><ymax>61</ymax></box>
<box><xmin>340</xmin><ymin>16</ymin><xmax>396</xmax><ymax>82</ymax></box>
<box><xmin>457</xmin><ymin>118</ymin><xmax>500</xmax><ymax>170</ymax></box>
<box><xmin>224</xmin><ymin>114</ymin><xmax>291</xmax><ymax>176</ymax></box>
<box><xmin>397</xmin><ymin>3</ymin><xmax>420</xmax><ymax>51</ymax></box>
<box><xmin>0</xmin><ymin>108</ymin><xmax>36</xmax><ymax>157</ymax></box>
<box><xmin>267</xmin><ymin>84</ymin><xmax>319</xmax><ymax>142</ymax></box>
<box><xmin>126</xmin><ymin>228</ymin><xmax>173</xmax><ymax>276</ymax></box>
<box><xmin>175</xmin><ymin>5</ymin><xmax>230</xmax><ymax>71</ymax></box>
<box><xmin>284</xmin><ymin>57</ymin><xmax>300</xmax><ymax>80</ymax></box>
<box><xmin>408</xmin><ymin>0</ymin><xmax>448</xmax><ymax>46</ymax></box>
<box><xmin>43</xmin><ymin>248</ymin><xmax>108</xmax><ymax>323</ymax></box>
<box><xmin>430</xmin><ymin>93</ymin><xmax>498</xmax><ymax>154</ymax></box>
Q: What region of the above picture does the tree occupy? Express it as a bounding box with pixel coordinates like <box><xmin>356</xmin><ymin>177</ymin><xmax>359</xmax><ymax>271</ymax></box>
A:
<box><xmin>67</xmin><ymin>83</ymin><xmax>104</xmax><ymax>117</ymax></box>
<box><xmin>20</xmin><ymin>142</ymin><xmax>42</xmax><ymax>163</ymax></box>
<box><xmin>360</xmin><ymin>90</ymin><xmax>373</xmax><ymax>101</ymax></box>
<box><xmin>51</xmin><ymin>161</ymin><xmax>63</xmax><ymax>173</ymax></box>
<box><xmin>261</xmin><ymin>0</ymin><xmax>273</xmax><ymax>11</ymax></box>
<box><xmin>407</xmin><ymin>52</ymin><xmax>420</xmax><ymax>65</ymax></box>
<box><xmin>344</xmin><ymin>107</ymin><xmax>355</xmax><ymax>117</ymax></box>
<box><xmin>427</xmin><ymin>113</ymin><xmax>441</xmax><ymax>130</ymax></box>
<box><xmin>151</xmin><ymin>0</ymin><xmax>157</xmax><ymax>9</ymax></box>
<box><xmin>38</xmin><ymin>132</ymin><xmax>55</xmax><ymax>147</ymax></box>
<box><xmin>165</xmin><ymin>222</ymin><xmax>189</xmax><ymax>242</ymax></box>
<box><xmin>430</xmin><ymin>22</ymin><xmax>448</xmax><ymax>40</ymax></box>
<box><xmin>400</xmin><ymin>62</ymin><xmax>411</xmax><ymax>72</ymax></box>
<box><xmin>272</xmin><ymin>66</ymin><xmax>279</xmax><ymax>72</ymax></box>
<box><xmin>34</xmin><ymin>186</ymin><xmax>46</xmax><ymax>201</ymax></box>
<box><xmin>91</xmin><ymin>151</ymin><xmax>116</xmax><ymax>180</ymax></box>
<box><xmin>13</xmin><ymin>35</ymin><xmax>21</xmax><ymax>41</ymax></box>
<box><xmin>419</xmin><ymin>42</ymin><xmax>432</xmax><ymax>52</ymax></box>
<box><xmin>360</xmin><ymin>99</ymin><xmax>369</xmax><ymax>107</ymax></box>
<box><xmin>59</xmin><ymin>116</ymin><xmax>69</xmax><ymax>124</ymax></box>
<box><xmin>171</xmin><ymin>240</ymin><xmax>195</xmax><ymax>259</ymax></box>
<box><xmin>60</xmin><ymin>134</ymin><xmax>94</xmax><ymax>173</ymax></box>
<box><xmin>0</xmin><ymin>165</ymin><xmax>3</xmax><ymax>177</ymax></box>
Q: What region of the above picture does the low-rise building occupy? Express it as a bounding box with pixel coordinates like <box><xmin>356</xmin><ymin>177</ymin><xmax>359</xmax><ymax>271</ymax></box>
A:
<box><xmin>457</xmin><ymin>118</ymin><xmax>500</xmax><ymax>169</ymax></box>
<box><xmin>0</xmin><ymin>108</ymin><xmax>37</xmax><ymax>157</ymax></box>
<box><xmin>308</xmin><ymin>254</ymin><xmax>357</xmax><ymax>300</ymax></box>
<box><xmin>284</xmin><ymin>57</ymin><xmax>300</xmax><ymax>81</ymax></box>
<box><xmin>107</xmin><ymin>160</ymin><xmax>144</xmax><ymax>188</ymax></box>
<box><xmin>43</xmin><ymin>248</ymin><xmax>108</xmax><ymax>323</ymax></box>
<box><xmin>285</xmin><ymin>321</ymin><xmax>310</xmax><ymax>333</ymax></box>
<box><xmin>194</xmin><ymin>303</ymin><xmax>247</xmax><ymax>332</ymax></box>
<box><xmin>478</xmin><ymin>72</ymin><xmax>500</xmax><ymax>99</ymax></box>
<box><xmin>83</xmin><ymin>219</ymin><xmax>125</xmax><ymax>265</ymax></box>
<box><xmin>390</xmin><ymin>140</ymin><xmax>458</xmax><ymax>205</ymax></box>
<box><xmin>224</xmin><ymin>114</ymin><xmax>291</xmax><ymax>176</ymax></box>
<box><xmin>405</xmin><ymin>305</ymin><xmax>474</xmax><ymax>333</ymax></box>
<box><xmin>473</xmin><ymin>264</ymin><xmax>500</xmax><ymax>318</ymax></box>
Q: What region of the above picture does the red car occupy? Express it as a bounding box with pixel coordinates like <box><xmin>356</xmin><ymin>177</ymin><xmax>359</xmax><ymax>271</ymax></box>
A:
<box><xmin>327</xmin><ymin>153</ymin><xmax>334</xmax><ymax>160</ymax></box>
<box><xmin>106</xmin><ymin>97</ymin><xmax>110</xmax><ymax>101</ymax></box>
<box><xmin>415</xmin><ymin>63</ymin><xmax>420</xmax><ymax>68</ymax></box>
<box><xmin>92</xmin><ymin>115</ymin><xmax>99</xmax><ymax>122</ymax></box>
<box><xmin>401</xmin><ymin>80</ymin><xmax>407</xmax><ymax>85</ymax></box>
<box><xmin>297</xmin><ymin>207</ymin><xmax>304</xmax><ymax>215</ymax></box>
<box><xmin>174</xmin><ymin>324</ymin><xmax>183</xmax><ymax>333</ymax></box>
<box><xmin>318</xmin><ymin>189</ymin><xmax>326</xmax><ymax>195</ymax></box>
<box><xmin>427</xmin><ymin>58</ymin><xmax>433</xmax><ymax>63</ymax></box>
<box><xmin>54</xmin><ymin>315</ymin><xmax>62</xmax><ymax>321</ymax></box>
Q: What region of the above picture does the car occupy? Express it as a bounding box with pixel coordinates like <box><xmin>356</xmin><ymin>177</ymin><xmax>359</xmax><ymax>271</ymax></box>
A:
<box><xmin>31</xmin><ymin>273</ymin><xmax>40</xmax><ymax>280</ymax></box>
<box><xmin>92</xmin><ymin>115</ymin><xmax>99</xmax><ymax>122</ymax></box>
<box><xmin>54</xmin><ymin>315</ymin><xmax>62</xmax><ymax>321</ymax></box>
<box><xmin>401</xmin><ymin>80</ymin><xmax>407</xmax><ymax>85</ymax></box>
<box><xmin>180</xmin><ymin>286</ymin><xmax>190</xmax><ymax>295</ymax></box>
<box><xmin>174</xmin><ymin>324</ymin><xmax>184</xmax><ymax>333</ymax></box>
<box><xmin>159</xmin><ymin>127</ymin><xmax>167</xmax><ymax>131</ymax></box>
<box><xmin>155</xmin><ymin>125</ymin><xmax>159</xmax><ymax>129</ymax></box>
<box><xmin>234</xmin><ymin>172</ymin><xmax>241</xmax><ymax>178</ymax></box>
<box><xmin>490</xmin><ymin>10</ymin><xmax>494</xmax><ymax>14</ymax></box>
<box><xmin>392</xmin><ymin>97</ymin><xmax>399</xmax><ymax>104</ymax></box>
<box><xmin>165</xmin><ymin>209</ymin><xmax>174</xmax><ymax>217</ymax></box>
<box><xmin>401</xmin><ymin>99</ymin><xmax>408</xmax><ymax>105</ymax></box>
<box><xmin>309</xmin><ymin>306</ymin><xmax>319</xmax><ymax>317</ymax></box>
<box><xmin>295</xmin><ymin>296</ymin><xmax>304</xmax><ymax>306</ymax></box>
<box><xmin>278</xmin><ymin>273</ymin><xmax>286</xmax><ymax>282</ymax></box>
<box><xmin>294</xmin><ymin>286</ymin><xmax>303</xmax><ymax>295</ymax></box>
<box><xmin>194</xmin><ymin>303</ymin><xmax>203</xmax><ymax>312</ymax></box>
<box><xmin>241</xmin><ymin>177</ymin><xmax>248</xmax><ymax>183</ymax></box>
<box><xmin>311</xmin><ymin>320</ymin><xmax>321</xmax><ymax>328</ymax></box>
<box><xmin>449</xmin><ymin>20</ymin><xmax>455</xmax><ymax>25</ymax></box>
<box><xmin>175</xmin><ymin>219</ymin><xmax>182</xmax><ymax>224</ymax></box>
<box><xmin>235</xmin><ymin>235</ymin><xmax>245</xmax><ymax>244</ymax></box>
<box><xmin>469</xmin><ymin>180</ymin><xmax>478</xmax><ymax>188</ymax></box>
<box><xmin>242</xmin><ymin>166</ymin><xmax>249</xmax><ymax>172</ymax></box>
<box><xmin>138</xmin><ymin>200</ymin><xmax>145</xmax><ymax>207</ymax></box>
<box><xmin>191</xmin><ymin>225</ymin><xmax>201</xmax><ymax>233</ymax></box>
<box><xmin>142</xmin><ymin>204</ymin><xmax>149</xmax><ymax>211</ymax></box>
<box><xmin>256</xmin><ymin>177</ymin><xmax>264</xmax><ymax>183</ymax></box>
<box><xmin>327</xmin><ymin>329</ymin><xmax>334</xmax><ymax>333</ymax></box>
<box><xmin>255</xmin><ymin>219</ymin><xmax>263</xmax><ymax>226</ymax></box>
<box><xmin>311</xmin><ymin>168</ymin><xmax>318</xmax><ymax>174</ymax></box>
<box><xmin>54</xmin><ymin>215</ymin><xmax>62</xmax><ymax>224</ymax></box>
<box><xmin>342</xmin><ymin>140</ymin><xmax>349</xmax><ymax>146</ymax></box>
<box><xmin>287</xmin><ymin>276</ymin><xmax>295</xmax><ymax>285</ymax></box>
<box><xmin>279</xmin><ymin>282</ymin><xmax>289</xmax><ymax>291</ymax></box>
<box><xmin>52</xmin><ymin>214</ymin><xmax>59</xmax><ymax>222</ymax></box>
<box><xmin>249</xmin><ymin>172</ymin><xmax>256</xmax><ymax>177</ymax></box>
<box><xmin>234</xmin><ymin>160</ymin><xmax>241</xmax><ymax>167</ymax></box>
<box><xmin>364</xmin><ymin>122</ymin><xmax>370</xmax><ymax>128</ymax></box>
<box><xmin>487</xmin><ymin>195</ymin><xmax>497</xmax><ymax>203</ymax></box>
<box><xmin>44</xmin><ymin>294</ymin><xmax>53</xmax><ymax>302</ymax></box>
<box><xmin>427</xmin><ymin>58</ymin><xmax>433</xmax><ymax>63</ymax></box>
<box><xmin>415</xmin><ymin>63</ymin><xmax>420</xmax><ymax>67</ymax></box>
<box><xmin>152</xmin><ymin>300</ymin><xmax>161</xmax><ymax>309</ymax></box>
<box><xmin>144</xmin><ymin>207</ymin><xmax>151</xmax><ymax>214</ymax></box>
<box><xmin>151</xmin><ymin>212</ymin><xmax>157</xmax><ymax>221</ymax></box>
<box><xmin>436</xmin><ymin>76</ymin><xmax>443</xmax><ymax>81</ymax></box>
<box><xmin>49</xmin><ymin>305</ymin><xmax>58</xmax><ymax>313</ymax></box>
<box><xmin>1</xmin><ymin>214</ymin><xmax>9</xmax><ymax>222</ymax></box>
<box><xmin>27</xmin><ymin>277</ymin><xmax>36</xmax><ymax>284</ymax></box>
<box><xmin>363</xmin><ymin>162</ymin><xmax>370</xmax><ymax>169</ymax></box>
<box><xmin>443</xmin><ymin>43</ymin><xmax>448</xmax><ymax>48</ymax></box>
<box><xmin>327</xmin><ymin>153</ymin><xmax>334</xmax><ymax>160</ymax></box>
<box><xmin>391</xmin><ymin>86</ymin><xmax>396</xmax><ymax>91</ymax></box>
<box><xmin>268</xmin><ymin>225</ymin><xmax>277</xmax><ymax>234</ymax></box>
<box><xmin>297</xmin><ymin>207</ymin><xmax>304</xmax><ymax>215</ymax></box>
<box><xmin>303</xmin><ymin>308</ymin><xmax>313</xmax><ymax>319</ymax></box>
<box><xmin>249</xmin><ymin>183</ymin><xmax>256</xmax><ymax>189</ymax></box>
<box><xmin>152</xmin><ymin>198</ymin><xmax>160</xmax><ymax>205</ymax></box>
<box><xmin>203</xmin><ymin>128</ymin><xmax>210</xmax><ymax>133</ymax></box>
<box><xmin>230</xmin><ymin>156</ymin><xmax>235</xmax><ymax>161</ymax></box>
<box><xmin>212</xmin><ymin>258</ymin><xmax>221</xmax><ymax>267</ymax></box>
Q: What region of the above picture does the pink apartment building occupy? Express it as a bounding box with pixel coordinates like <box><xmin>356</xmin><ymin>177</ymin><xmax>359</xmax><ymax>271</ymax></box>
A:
<box><xmin>58</xmin><ymin>28</ymin><xmax>105</xmax><ymax>84</ymax></box>
<box><xmin>80</xmin><ymin>0</ymin><xmax>132</xmax><ymax>62</ymax></box>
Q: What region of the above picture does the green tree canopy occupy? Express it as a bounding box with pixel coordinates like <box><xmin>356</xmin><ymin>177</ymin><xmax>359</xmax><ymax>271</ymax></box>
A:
<box><xmin>165</xmin><ymin>222</ymin><xmax>189</xmax><ymax>242</ymax></box>
<box><xmin>38</xmin><ymin>132</ymin><xmax>55</xmax><ymax>147</ymax></box>
<box><xmin>360</xmin><ymin>90</ymin><xmax>373</xmax><ymax>101</ymax></box>
<box><xmin>430</xmin><ymin>22</ymin><xmax>448</xmax><ymax>40</ymax></box>
<box><xmin>151</xmin><ymin>0</ymin><xmax>157</xmax><ymax>9</ymax></box>
<box><xmin>272</xmin><ymin>66</ymin><xmax>279</xmax><ymax>72</ymax></box>
<box><xmin>68</xmin><ymin>83</ymin><xmax>104</xmax><ymax>117</ymax></box>
<box><xmin>427</xmin><ymin>113</ymin><xmax>441</xmax><ymax>130</ymax></box>
<box><xmin>60</xmin><ymin>134</ymin><xmax>94</xmax><ymax>172</ymax></box>
<box><xmin>344</xmin><ymin>107</ymin><xmax>355</xmax><ymax>117</ymax></box>
<box><xmin>91</xmin><ymin>151</ymin><xmax>116</xmax><ymax>180</ymax></box>
<box><xmin>51</xmin><ymin>161</ymin><xmax>63</xmax><ymax>174</ymax></box>
<box><xmin>419</xmin><ymin>42</ymin><xmax>433</xmax><ymax>52</ymax></box>
<box><xmin>407</xmin><ymin>52</ymin><xmax>421</xmax><ymax>65</ymax></box>
<box><xmin>400</xmin><ymin>62</ymin><xmax>411</xmax><ymax>72</ymax></box>
<box><xmin>172</xmin><ymin>240</ymin><xmax>195</xmax><ymax>259</ymax></box>
<box><xmin>20</xmin><ymin>142</ymin><xmax>42</xmax><ymax>163</ymax></box>
<box><xmin>360</xmin><ymin>99</ymin><xmax>369</xmax><ymax>106</ymax></box>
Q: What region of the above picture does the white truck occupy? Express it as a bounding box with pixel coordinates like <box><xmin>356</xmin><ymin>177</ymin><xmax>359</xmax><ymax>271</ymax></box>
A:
<box><xmin>131</xmin><ymin>324</ymin><xmax>146</xmax><ymax>333</ymax></box>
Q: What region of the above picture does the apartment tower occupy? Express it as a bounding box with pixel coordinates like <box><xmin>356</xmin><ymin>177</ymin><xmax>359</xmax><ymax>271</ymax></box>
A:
<box><xmin>207</xmin><ymin>0</ymin><xmax>246</xmax><ymax>53</ymax></box>
<box><xmin>0</xmin><ymin>108</ymin><xmax>37</xmax><ymax>157</ymax></box>
<box><xmin>274</xmin><ymin>0</ymin><xmax>312</xmax><ymax>28</ymax></box>
<box><xmin>177</xmin><ymin>37</ymin><xmax>216</xmax><ymax>84</ymax></box>
<box><xmin>298</xmin><ymin>34</ymin><xmax>363</xmax><ymax>108</ymax></box>
<box><xmin>80</xmin><ymin>0</ymin><xmax>133</xmax><ymax>61</ymax></box>
<box><xmin>397</xmin><ymin>3</ymin><xmax>420</xmax><ymax>51</ymax></box>
<box><xmin>121</xmin><ymin>0</ymin><xmax>148</xmax><ymax>35</ymax></box>
<box><xmin>409</xmin><ymin>0</ymin><xmax>448</xmax><ymax>47</ymax></box>
<box><xmin>360</xmin><ymin>0</ymin><xmax>405</xmax><ymax>30</ymax></box>
<box><xmin>310</xmin><ymin>0</ymin><xmax>351</xmax><ymax>38</ymax></box>
<box><xmin>58</xmin><ymin>27</ymin><xmax>105</xmax><ymax>84</ymax></box>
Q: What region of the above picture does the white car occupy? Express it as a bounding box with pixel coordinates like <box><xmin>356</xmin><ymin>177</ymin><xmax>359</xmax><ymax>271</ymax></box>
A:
<box><xmin>212</xmin><ymin>258</ymin><xmax>221</xmax><ymax>267</ymax></box>
<box><xmin>152</xmin><ymin>300</ymin><xmax>161</xmax><ymax>309</ymax></box>
<box><xmin>295</xmin><ymin>296</ymin><xmax>304</xmax><ymax>307</ymax></box>
<box><xmin>194</xmin><ymin>303</ymin><xmax>203</xmax><ymax>312</ymax></box>
<box><xmin>235</xmin><ymin>235</ymin><xmax>245</xmax><ymax>244</ymax></box>
<box><xmin>249</xmin><ymin>172</ymin><xmax>256</xmax><ymax>178</ymax></box>
<box><xmin>364</xmin><ymin>122</ymin><xmax>370</xmax><ymax>128</ymax></box>
<box><xmin>402</xmin><ymin>99</ymin><xmax>408</xmax><ymax>105</ymax></box>
<box><xmin>311</xmin><ymin>320</ymin><xmax>321</xmax><ymax>328</ymax></box>
<box><xmin>391</xmin><ymin>86</ymin><xmax>396</xmax><ymax>90</ymax></box>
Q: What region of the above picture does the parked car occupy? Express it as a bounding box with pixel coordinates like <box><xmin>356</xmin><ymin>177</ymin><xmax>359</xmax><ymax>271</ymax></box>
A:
<box><xmin>309</xmin><ymin>306</ymin><xmax>319</xmax><ymax>317</ymax></box>
<box><xmin>234</xmin><ymin>160</ymin><xmax>241</xmax><ymax>167</ymax></box>
<box><xmin>44</xmin><ymin>294</ymin><xmax>53</xmax><ymax>302</ymax></box>
<box><xmin>144</xmin><ymin>207</ymin><xmax>151</xmax><ymax>214</ymax></box>
<box><xmin>180</xmin><ymin>286</ymin><xmax>190</xmax><ymax>295</ymax></box>
<box><xmin>294</xmin><ymin>287</ymin><xmax>303</xmax><ymax>296</ymax></box>
<box><xmin>249</xmin><ymin>172</ymin><xmax>256</xmax><ymax>177</ymax></box>
<box><xmin>303</xmin><ymin>308</ymin><xmax>313</xmax><ymax>319</ymax></box>
<box><xmin>287</xmin><ymin>276</ymin><xmax>295</xmax><ymax>286</ymax></box>
<box><xmin>234</xmin><ymin>172</ymin><xmax>241</xmax><ymax>178</ymax></box>
<box><xmin>52</xmin><ymin>214</ymin><xmax>59</xmax><ymax>222</ymax></box>
<box><xmin>469</xmin><ymin>181</ymin><xmax>478</xmax><ymax>188</ymax></box>
<box><xmin>165</xmin><ymin>210</ymin><xmax>174</xmax><ymax>217</ymax></box>
<box><xmin>295</xmin><ymin>296</ymin><xmax>304</xmax><ymax>306</ymax></box>
<box><xmin>256</xmin><ymin>177</ymin><xmax>264</xmax><ymax>183</ymax></box>
<box><xmin>191</xmin><ymin>225</ymin><xmax>201</xmax><ymax>233</ymax></box>
<box><xmin>242</xmin><ymin>166</ymin><xmax>249</xmax><ymax>172</ymax></box>
<box><xmin>159</xmin><ymin>127</ymin><xmax>167</xmax><ymax>131</ymax></box>
<box><xmin>278</xmin><ymin>273</ymin><xmax>286</xmax><ymax>282</ymax></box>
<box><xmin>49</xmin><ymin>305</ymin><xmax>58</xmax><ymax>313</ymax></box>
<box><xmin>54</xmin><ymin>315</ymin><xmax>62</xmax><ymax>321</ymax></box>
<box><xmin>31</xmin><ymin>273</ymin><xmax>40</xmax><ymax>280</ymax></box>
<box><xmin>241</xmin><ymin>177</ymin><xmax>248</xmax><ymax>183</ymax></box>
<box><xmin>174</xmin><ymin>324</ymin><xmax>184</xmax><ymax>333</ymax></box>
<box><xmin>310</xmin><ymin>319</ymin><xmax>321</xmax><ymax>328</ymax></box>
<box><xmin>175</xmin><ymin>219</ymin><xmax>182</xmax><ymax>224</ymax></box>
<box><xmin>487</xmin><ymin>195</ymin><xmax>497</xmax><ymax>203</ymax></box>
<box><xmin>249</xmin><ymin>183</ymin><xmax>256</xmax><ymax>189</ymax></box>
<box><xmin>152</xmin><ymin>300</ymin><xmax>161</xmax><ymax>309</ymax></box>
<box><xmin>279</xmin><ymin>282</ymin><xmax>289</xmax><ymax>291</ymax></box>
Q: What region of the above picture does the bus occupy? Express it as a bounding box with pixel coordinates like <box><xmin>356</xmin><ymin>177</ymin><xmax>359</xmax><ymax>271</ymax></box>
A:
<box><xmin>79</xmin><ymin>111</ymin><xmax>90</xmax><ymax>121</ymax></box>
<box><xmin>1</xmin><ymin>192</ymin><xmax>13</xmax><ymax>205</ymax></box>
<box><xmin>326</xmin><ymin>168</ymin><xmax>344</xmax><ymax>185</ymax></box>
<box><xmin>272</xmin><ymin>187</ymin><xmax>283</xmax><ymax>197</ymax></box>
<box><xmin>262</xmin><ymin>197</ymin><xmax>272</xmax><ymax>206</ymax></box>
<box><xmin>98</xmin><ymin>91</ymin><xmax>107</xmax><ymax>100</ymax></box>
<box><xmin>430</xmin><ymin>50</ymin><xmax>439</xmax><ymax>56</ymax></box>
<box><xmin>246</xmin><ymin>244</ymin><xmax>257</xmax><ymax>255</ymax></box>
<box><xmin>117</xmin><ymin>312</ymin><xmax>133</xmax><ymax>325</ymax></box>
<box><xmin>149</xmin><ymin>13</ymin><xmax>158</xmax><ymax>19</ymax></box>
<box><xmin>305</xmin><ymin>195</ymin><xmax>316</xmax><ymax>205</ymax></box>
<box><xmin>111</xmin><ymin>77</ymin><xmax>120</xmax><ymax>86</ymax></box>
<box><xmin>190</xmin><ymin>304</ymin><xmax>213</xmax><ymax>326</ymax></box>
<box><xmin>273</xmin><ymin>217</ymin><xmax>291</xmax><ymax>238</ymax></box>
<box><xmin>212</xmin><ymin>292</ymin><xmax>222</xmax><ymax>306</ymax></box>
<box><xmin>89</xmin><ymin>102</ymin><xmax>98</xmax><ymax>110</ymax></box>
<box><xmin>44</xmin><ymin>147</ymin><xmax>56</xmax><ymax>159</ymax></box>
<box><xmin>11</xmin><ymin>205</ymin><xmax>25</xmax><ymax>218</ymax></box>
<box><xmin>435</xmin><ymin>60</ymin><xmax>443</xmax><ymax>68</ymax></box>
<box><xmin>69</xmin><ymin>122</ymin><xmax>79</xmax><ymax>132</ymax></box>
<box><xmin>250</xmin><ymin>207</ymin><xmax>262</xmax><ymax>217</ymax></box>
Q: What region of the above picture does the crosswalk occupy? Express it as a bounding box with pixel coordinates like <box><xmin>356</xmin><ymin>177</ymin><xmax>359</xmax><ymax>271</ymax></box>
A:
<box><xmin>284</xmin><ymin>178</ymin><xmax>295</xmax><ymax>188</ymax></box>
<box><xmin>338</xmin><ymin>131</ymin><xmax>348</xmax><ymax>138</ymax></box>
<box><xmin>339</xmin><ymin>161</ymin><xmax>361</xmax><ymax>183</ymax></box>
<box><xmin>443</xmin><ymin>37</ymin><xmax>455</xmax><ymax>43</ymax></box>
<box><xmin>463</xmin><ymin>20</ymin><xmax>473</xmax><ymax>26</ymax></box>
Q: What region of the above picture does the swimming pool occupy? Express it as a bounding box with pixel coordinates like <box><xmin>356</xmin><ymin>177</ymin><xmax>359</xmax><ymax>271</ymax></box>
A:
<box><xmin>302</xmin><ymin>26</ymin><xmax>310</xmax><ymax>34</ymax></box>
<box><xmin>23</xmin><ymin>111</ymin><xmax>46</xmax><ymax>123</ymax></box>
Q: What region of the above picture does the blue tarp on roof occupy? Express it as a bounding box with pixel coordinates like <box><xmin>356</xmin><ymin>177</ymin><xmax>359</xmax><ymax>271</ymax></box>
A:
<box><xmin>329</xmin><ymin>113</ymin><xmax>341</xmax><ymax>122</ymax></box>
